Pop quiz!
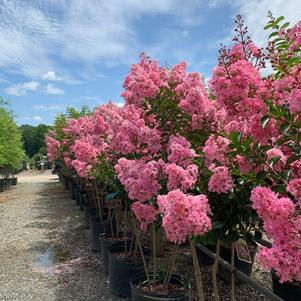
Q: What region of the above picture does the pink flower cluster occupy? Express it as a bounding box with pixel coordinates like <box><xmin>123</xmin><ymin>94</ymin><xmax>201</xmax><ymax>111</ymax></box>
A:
<box><xmin>110</xmin><ymin>105</ymin><xmax>161</xmax><ymax>156</ymax></box>
<box><xmin>132</xmin><ymin>202</ymin><xmax>158</xmax><ymax>231</ymax></box>
<box><xmin>157</xmin><ymin>190</ymin><xmax>212</xmax><ymax>244</ymax></box>
<box><xmin>70</xmin><ymin>137</ymin><xmax>99</xmax><ymax>177</ymax></box>
<box><xmin>287</xmin><ymin>178</ymin><xmax>301</xmax><ymax>206</ymax></box>
<box><xmin>122</xmin><ymin>53</ymin><xmax>167</xmax><ymax>107</ymax></box>
<box><xmin>208</xmin><ymin>166</ymin><xmax>234</xmax><ymax>194</ymax></box>
<box><xmin>175</xmin><ymin>71</ymin><xmax>217</xmax><ymax>131</ymax></box>
<box><xmin>167</xmin><ymin>135</ymin><xmax>196</xmax><ymax>168</ymax></box>
<box><xmin>266</xmin><ymin>148</ymin><xmax>287</xmax><ymax>172</ymax></box>
<box><xmin>165</xmin><ymin>163</ymin><xmax>198</xmax><ymax>192</ymax></box>
<box><xmin>251</xmin><ymin>187</ymin><xmax>301</xmax><ymax>283</ymax></box>
<box><xmin>45</xmin><ymin>135</ymin><xmax>60</xmax><ymax>162</ymax></box>
<box><xmin>115</xmin><ymin>158</ymin><xmax>161</xmax><ymax>202</ymax></box>
<box><xmin>203</xmin><ymin>135</ymin><xmax>230</xmax><ymax>165</ymax></box>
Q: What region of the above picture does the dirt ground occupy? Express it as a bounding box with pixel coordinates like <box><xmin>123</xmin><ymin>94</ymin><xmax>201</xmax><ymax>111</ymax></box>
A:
<box><xmin>0</xmin><ymin>170</ymin><xmax>122</xmax><ymax>301</ymax></box>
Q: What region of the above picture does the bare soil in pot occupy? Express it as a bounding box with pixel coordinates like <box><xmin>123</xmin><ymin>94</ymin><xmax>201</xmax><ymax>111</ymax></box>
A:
<box><xmin>130</xmin><ymin>273</ymin><xmax>189</xmax><ymax>301</ymax></box>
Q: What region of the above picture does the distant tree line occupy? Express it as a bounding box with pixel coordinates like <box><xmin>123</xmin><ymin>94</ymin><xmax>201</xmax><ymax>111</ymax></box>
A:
<box><xmin>20</xmin><ymin>124</ymin><xmax>52</xmax><ymax>158</ymax></box>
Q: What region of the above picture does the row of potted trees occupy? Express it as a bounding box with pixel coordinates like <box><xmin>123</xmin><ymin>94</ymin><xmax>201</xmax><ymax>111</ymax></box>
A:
<box><xmin>47</xmin><ymin>15</ymin><xmax>301</xmax><ymax>301</ymax></box>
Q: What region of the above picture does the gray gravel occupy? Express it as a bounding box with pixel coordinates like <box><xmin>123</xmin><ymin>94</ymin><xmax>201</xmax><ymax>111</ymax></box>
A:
<box><xmin>0</xmin><ymin>170</ymin><xmax>122</xmax><ymax>301</ymax></box>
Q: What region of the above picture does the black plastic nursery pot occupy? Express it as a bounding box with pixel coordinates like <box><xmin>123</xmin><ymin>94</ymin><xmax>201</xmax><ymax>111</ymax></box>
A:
<box><xmin>12</xmin><ymin>177</ymin><xmax>17</xmax><ymax>186</ymax></box>
<box><xmin>62</xmin><ymin>176</ymin><xmax>68</xmax><ymax>190</ymax></box>
<box><xmin>75</xmin><ymin>188</ymin><xmax>81</xmax><ymax>206</ymax></box>
<box><xmin>99</xmin><ymin>233</ymin><xmax>132</xmax><ymax>277</ymax></box>
<box><xmin>2</xmin><ymin>179</ymin><xmax>9</xmax><ymax>190</ymax></box>
<box><xmin>130</xmin><ymin>273</ymin><xmax>189</xmax><ymax>301</ymax></box>
<box><xmin>79</xmin><ymin>191</ymin><xmax>86</xmax><ymax>211</ymax></box>
<box><xmin>0</xmin><ymin>182</ymin><xmax>4</xmax><ymax>192</ymax></box>
<box><xmin>108</xmin><ymin>245</ymin><xmax>151</xmax><ymax>298</ymax></box>
<box><xmin>71</xmin><ymin>183</ymin><xmax>76</xmax><ymax>200</ymax></box>
<box><xmin>90</xmin><ymin>216</ymin><xmax>109</xmax><ymax>252</ymax></box>
<box><xmin>272</xmin><ymin>272</ymin><xmax>301</xmax><ymax>301</ymax></box>
<box><xmin>84</xmin><ymin>206</ymin><xmax>97</xmax><ymax>229</ymax></box>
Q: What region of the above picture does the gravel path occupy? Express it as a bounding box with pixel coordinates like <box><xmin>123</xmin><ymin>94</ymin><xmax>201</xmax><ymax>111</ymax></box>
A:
<box><xmin>0</xmin><ymin>170</ymin><xmax>121</xmax><ymax>301</ymax></box>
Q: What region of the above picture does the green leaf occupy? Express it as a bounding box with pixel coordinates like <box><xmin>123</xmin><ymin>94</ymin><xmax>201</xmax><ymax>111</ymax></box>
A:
<box><xmin>280</xmin><ymin>123</ymin><xmax>290</xmax><ymax>135</ymax></box>
<box><xmin>105</xmin><ymin>191</ymin><xmax>120</xmax><ymax>200</ymax></box>
<box><xmin>280</xmin><ymin>22</ymin><xmax>290</xmax><ymax>29</ymax></box>
<box><xmin>287</xmin><ymin>155</ymin><xmax>301</xmax><ymax>164</ymax></box>
<box><xmin>282</xmin><ymin>169</ymin><xmax>292</xmax><ymax>181</ymax></box>
<box><xmin>264</xmin><ymin>23</ymin><xmax>274</xmax><ymax>30</ymax></box>
<box><xmin>269</xmin><ymin>156</ymin><xmax>281</xmax><ymax>168</ymax></box>
<box><xmin>269</xmin><ymin>31</ymin><xmax>279</xmax><ymax>39</ymax></box>
<box><xmin>261</xmin><ymin>115</ymin><xmax>270</xmax><ymax>128</ymax></box>
<box><xmin>254</xmin><ymin>230</ymin><xmax>263</xmax><ymax>240</ymax></box>
<box><xmin>274</xmin><ymin>16</ymin><xmax>285</xmax><ymax>25</ymax></box>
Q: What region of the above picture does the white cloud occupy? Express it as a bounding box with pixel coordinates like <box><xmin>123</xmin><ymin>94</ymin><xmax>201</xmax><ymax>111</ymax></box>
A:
<box><xmin>23</xmin><ymin>81</ymin><xmax>40</xmax><ymax>90</ymax></box>
<box><xmin>32</xmin><ymin>104</ymin><xmax>65</xmax><ymax>111</ymax></box>
<box><xmin>42</xmin><ymin>70</ymin><xmax>81</xmax><ymax>84</ymax></box>
<box><xmin>42</xmin><ymin>71</ymin><xmax>62</xmax><ymax>81</ymax></box>
<box><xmin>4</xmin><ymin>81</ymin><xmax>40</xmax><ymax>96</ymax></box>
<box><xmin>46</xmin><ymin>84</ymin><xmax>65</xmax><ymax>95</ymax></box>
<box><xmin>115</xmin><ymin>101</ymin><xmax>125</xmax><ymax>107</ymax></box>
<box><xmin>33</xmin><ymin>115</ymin><xmax>42</xmax><ymax>122</ymax></box>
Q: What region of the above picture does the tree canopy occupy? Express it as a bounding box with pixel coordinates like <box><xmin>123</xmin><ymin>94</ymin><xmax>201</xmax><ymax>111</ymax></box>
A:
<box><xmin>20</xmin><ymin>124</ymin><xmax>52</xmax><ymax>158</ymax></box>
<box><xmin>0</xmin><ymin>101</ymin><xmax>25</xmax><ymax>173</ymax></box>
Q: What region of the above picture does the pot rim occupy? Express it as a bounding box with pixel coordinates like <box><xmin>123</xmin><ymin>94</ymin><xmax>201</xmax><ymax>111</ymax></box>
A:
<box><xmin>130</xmin><ymin>272</ymin><xmax>188</xmax><ymax>299</ymax></box>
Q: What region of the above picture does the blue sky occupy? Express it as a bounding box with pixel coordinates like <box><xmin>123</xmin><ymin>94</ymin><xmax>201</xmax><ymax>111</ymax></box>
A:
<box><xmin>0</xmin><ymin>0</ymin><xmax>300</xmax><ymax>125</ymax></box>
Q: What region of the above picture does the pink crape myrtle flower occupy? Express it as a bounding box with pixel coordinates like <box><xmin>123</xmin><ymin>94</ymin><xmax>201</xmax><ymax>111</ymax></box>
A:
<box><xmin>290</xmin><ymin>159</ymin><xmax>301</xmax><ymax>179</ymax></box>
<box><xmin>132</xmin><ymin>202</ymin><xmax>158</xmax><ymax>231</ymax></box>
<box><xmin>157</xmin><ymin>190</ymin><xmax>212</xmax><ymax>244</ymax></box>
<box><xmin>288</xmin><ymin>20</ymin><xmax>301</xmax><ymax>53</ymax></box>
<box><xmin>45</xmin><ymin>135</ymin><xmax>60</xmax><ymax>162</ymax></box>
<box><xmin>235</xmin><ymin>155</ymin><xmax>254</xmax><ymax>174</ymax></box>
<box><xmin>208</xmin><ymin>166</ymin><xmax>234</xmax><ymax>194</ymax></box>
<box><xmin>288</xmin><ymin>88</ymin><xmax>301</xmax><ymax>114</ymax></box>
<box><xmin>63</xmin><ymin>155</ymin><xmax>73</xmax><ymax>169</ymax></box>
<box><xmin>71</xmin><ymin>160</ymin><xmax>91</xmax><ymax>178</ymax></box>
<box><xmin>203</xmin><ymin>135</ymin><xmax>230</xmax><ymax>165</ymax></box>
<box><xmin>266</xmin><ymin>148</ymin><xmax>287</xmax><ymax>172</ymax></box>
<box><xmin>211</xmin><ymin>59</ymin><xmax>264</xmax><ymax>117</ymax></box>
<box><xmin>167</xmin><ymin>135</ymin><xmax>196</xmax><ymax>168</ymax></box>
<box><xmin>115</xmin><ymin>158</ymin><xmax>161</xmax><ymax>202</ymax></box>
<box><xmin>251</xmin><ymin>187</ymin><xmax>295</xmax><ymax>221</ymax></box>
<box><xmin>122</xmin><ymin>53</ymin><xmax>168</xmax><ymax>106</ymax></box>
<box><xmin>287</xmin><ymin>179</ymin><xmax>301</xmax><ymax>206</ymax></box>
<box><xmin>110</xmin><ymin>105</ymin><xmax>161</xmax><ymax>156</ymax></box>
<box><xmin>250</xmin><ymin>186</ymin><xmax>301</xmax><ymax>283</ymax></box>
<box><xmin>169</xmin><ymin>62</ymin><xmax>187</xmax><ymax>85</ymax></box>
<box><xmin>248</xmin><ymin>114</ymin><xmax>278</xmax><ymax>145</ymax></box>
<box><xmin>165</xmin><ymin>163</ymin><xmax>198</xmax><ymax>192</ymax></box>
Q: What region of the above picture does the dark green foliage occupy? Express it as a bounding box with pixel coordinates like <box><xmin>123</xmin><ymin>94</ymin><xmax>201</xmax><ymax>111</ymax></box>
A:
<box><xmin>20</xmin><ymin>124</ymin><xmax>52</xmax><ymax>157</ymax></box>
<box><xmin>0</xmin><ymin>100</ymin><xmax>25</xmax><ymax>172</ymax></box>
